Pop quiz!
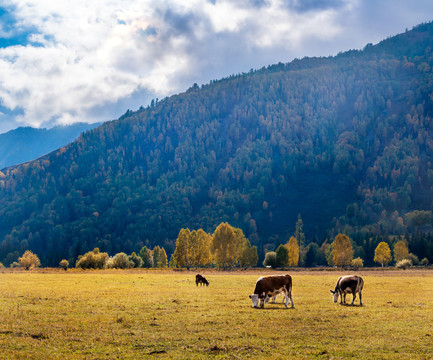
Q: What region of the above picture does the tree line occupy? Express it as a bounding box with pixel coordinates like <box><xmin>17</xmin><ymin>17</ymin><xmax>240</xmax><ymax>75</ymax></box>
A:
<box><xmin>2</xmin><ymin>218</ymin><xmax>429</xmax><ymax>271</ymax></box>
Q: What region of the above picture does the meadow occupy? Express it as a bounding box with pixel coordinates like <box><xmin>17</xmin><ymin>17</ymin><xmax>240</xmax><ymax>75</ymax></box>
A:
<box><xmin>0</xmin><ymin>269</ymin><xmax>432</xmax><ymax>359</ymax></box>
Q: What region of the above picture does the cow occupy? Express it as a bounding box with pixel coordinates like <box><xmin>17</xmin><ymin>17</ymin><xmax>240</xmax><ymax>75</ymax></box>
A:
<box><xmin>195</xmin><ymin>274</ymin><xmax>209</xmax><ymax>286</ymax></box>
<box><xmin>249</xmin><ymin>275</ymin><xmax>294</xmax><ymax>308</ymax></box>
<box><xmin>330</xmin><ymin>275</ymin><xmax>364</xmax><ymax>306</ymax></box>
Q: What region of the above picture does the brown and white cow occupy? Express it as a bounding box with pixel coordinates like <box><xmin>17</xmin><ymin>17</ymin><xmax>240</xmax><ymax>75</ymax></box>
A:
<box><xmin>249</xmin><ymin>275</ymin><xmax>294</xmax><ymax>308</ymax></box>
<box><xmin>330</xmin><ymin>275</ymin><xmax>364</xmax><ymax>306</ymax></box>
<box><xmin>195</xmin><ymin>274</ymin><xmax>209</xmax><ymax>286</ymax></box>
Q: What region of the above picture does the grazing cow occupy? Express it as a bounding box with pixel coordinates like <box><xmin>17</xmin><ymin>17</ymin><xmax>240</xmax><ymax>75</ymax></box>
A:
<box><xmin>249</xmin><ymin>275</ymin><xmax>294</xmax><ymax>308</ymax></box>
<box><xmin>330</xmin><ymin>275</ymin><xmax>364</xmax><ymax>306</ymax></box>
<box><xmin>195</xmin><ymin>274</ymin><xmax>209</xmax><ymax>286</ymax></box>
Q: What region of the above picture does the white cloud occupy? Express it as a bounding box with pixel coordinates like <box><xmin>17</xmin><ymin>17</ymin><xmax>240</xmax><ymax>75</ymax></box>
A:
<box><xmin>0</xmin><ymin>0</ymin><xmax>431</xmax><ymax>131</ymax></box>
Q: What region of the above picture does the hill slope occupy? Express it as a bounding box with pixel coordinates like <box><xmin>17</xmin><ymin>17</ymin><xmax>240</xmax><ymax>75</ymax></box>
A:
<box><xmin>0</xmin><ymin>123</ymin><xmax>100</xmax><ymax>169</ymax></box>
<box><xmin>1</xmin><ymin>23</ymin><xmax>433</xmax><ymax>266</ymax></box>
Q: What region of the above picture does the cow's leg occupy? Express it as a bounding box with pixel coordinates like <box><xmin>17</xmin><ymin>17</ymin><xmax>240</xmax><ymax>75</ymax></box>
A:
<box><xmin>271</xmin><ymin>295</ymin><xmax>277</xmax><ymax>304</ymax></box>
<box><xmin>343</xmin><ymin>293</ymin><xmax>346</xmax><ymax>304</ymax></box>
<box><xmin>286</xmin><ymin>289</ymin><xmax>294</xmax><ymax>308</ymax></box>
<box><xmin>260</xmin><ymin>298</ymin><xmax>265</xmax><ymax>308</ymax></box>
<box><xmin>351</xmin><ymin>292</ymin><xmax>356</xmax><ymax>305</ymax></box>
<box><xmin>359</xmin><ymin>291</ymin><xmax>362</xmax><ymax>306</ymax></box>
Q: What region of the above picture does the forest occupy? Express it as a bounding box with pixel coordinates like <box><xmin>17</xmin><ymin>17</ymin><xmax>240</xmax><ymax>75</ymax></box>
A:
<box><xmin>1</xmin><ymin>22</ymin><xmax>433</xmax><ymax>267</ymax></box>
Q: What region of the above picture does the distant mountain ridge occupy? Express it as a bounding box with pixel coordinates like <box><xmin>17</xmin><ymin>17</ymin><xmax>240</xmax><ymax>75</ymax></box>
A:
<box><xmin>1</xmin><ymin>22</ymin><xmax>433</xmax><ymax>266</ymax></box>
<box><xmin>0</xmin><ymin>123</ymin><xmax>101</xmax><ymax>169</ymax></box>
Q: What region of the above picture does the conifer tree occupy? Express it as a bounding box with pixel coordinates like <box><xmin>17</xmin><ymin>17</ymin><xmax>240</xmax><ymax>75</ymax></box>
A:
<box><xmin>295</xmin><ymin>214</ymin><xmax>306</xmax><ymax>247</ymax></box>
<box><xmin>275</xmin><ymin>244</ymin><xmax>289</xmax><ymax>267</ymax></box>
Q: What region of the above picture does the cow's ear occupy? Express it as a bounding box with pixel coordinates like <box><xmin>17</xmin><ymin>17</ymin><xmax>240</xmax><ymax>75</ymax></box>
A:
<box><xmin>249</xmin><ymin>295</ymin><xmax>252</xmax><ymax>298</ymax></box>
<box><xmin>330</xmin><ymin>290</ymin><xmax>335</xmax><ymax>294</ymax></box>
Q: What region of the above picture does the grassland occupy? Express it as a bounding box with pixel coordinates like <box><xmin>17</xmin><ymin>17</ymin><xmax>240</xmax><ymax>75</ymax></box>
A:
<box><xmin>0</xmin><ymin>269</ymin><xmax>432</xmax><ymax>359</ymax></box>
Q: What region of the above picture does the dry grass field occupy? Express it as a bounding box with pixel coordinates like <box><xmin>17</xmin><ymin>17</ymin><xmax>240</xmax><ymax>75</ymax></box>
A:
<box><xmin>0</xmin><ymin>268</ymin><xmax>432</xmax><ymax>359</ymax></box>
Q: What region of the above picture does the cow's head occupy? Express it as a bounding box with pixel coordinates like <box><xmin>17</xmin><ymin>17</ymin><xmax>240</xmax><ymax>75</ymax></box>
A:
<box><xmin>330</xmin><ymin>290</ymin><xmax>339</xmax><ymax>303</ymax></box>
<box><xmin>249</xmin><ymin>294</ymin><xmax>259</xmax><ymax>308</ymax></box>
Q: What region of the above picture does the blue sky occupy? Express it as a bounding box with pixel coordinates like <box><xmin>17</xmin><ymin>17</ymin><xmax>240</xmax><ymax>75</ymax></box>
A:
<box><xmin>0</xmin><ymin>0</ymin><xmax>432</xmax><ymax>133</ymax></box>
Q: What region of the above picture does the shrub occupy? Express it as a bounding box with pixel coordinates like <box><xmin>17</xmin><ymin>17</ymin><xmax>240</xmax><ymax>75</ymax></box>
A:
<box><xmin>0</xmin><ymin>262</ymin><xmax>4</xmax><ymax>268</ymax></box>
<box><xmin>59</xmin><ymin>259</ymin><xmax>69</xmax><ymax>271</ymax></box>
<box><xmin>396</xmin><ymin>259</ymin><xmax>412</xmax><ymax>270</ymax></box>
<box><xmin>76</xmin><ymin>248</ymin><xmax>109</xmax><ymax>269</ymax></box>
<box><xmin>18</xmin><ymin>250</ymin><xmax>41</xmax><ymax>270</ymax></box>
<box><xmin>404</xmin><ymin>253</ymin><xmax>419</xmax><ymax>266</ymax></box>
<box><xmin>112</xmin><ymin>252</ymin><xmax>134</xmax><ymax>269</ymax></box>
<box><xmin>420</xmin><ymin>257</ymin><xmax>429</xmax><ymax>266</ymax></box>
<box><xmin>351</xmin><ymin>257</ymin><xmax>364</xmax><ymax>269</ymax></box>
<box><xmin>10</xmin><ymin>262</ymin><xmax>20</xmax><ymax>268</ymax></box>
<box><xmin>106</xmin><ymin>257</ymin><xmax>115</xmax><ymax>269</ymax></box>
<box><xmin>263</xmin><ymin>251</ymin><xmax>277</xmax><ymax>268</ymax></box>
<box><xmin>129</xmin><ymin>252</ymin><xmax>143</xmax><ymax>268</ymax></box>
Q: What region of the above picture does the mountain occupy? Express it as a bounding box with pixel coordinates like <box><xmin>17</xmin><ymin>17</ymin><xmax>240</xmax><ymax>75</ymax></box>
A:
<box><xmin>1</xmin><ymin>22</ymin><xmax>433</xmax><ymax>266</ymax></box>
<box><xmin>0</xmin><ymin>123</ymin><xmax>101</xmax><ymax>169</ymax></box>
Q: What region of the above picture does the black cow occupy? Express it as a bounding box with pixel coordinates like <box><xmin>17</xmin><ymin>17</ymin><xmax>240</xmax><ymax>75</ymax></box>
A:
<box><xmin>196</xmin><ymin>274</ymin><xmax>209</xmax><ymax>286</ymax></box>
<box><xmin>330</xmin><ymin>275</ymin><xmax>364</xmax><ymax>306</ymax></box>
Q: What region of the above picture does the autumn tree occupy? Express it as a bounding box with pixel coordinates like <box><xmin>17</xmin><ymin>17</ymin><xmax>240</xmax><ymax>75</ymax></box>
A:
<box><xmin>393</xmin><ymin>240</ymin><xmax>409</xmax><ymax>263</ymax></box>
<box><xmin>374</xmin><ymin>242</ymin><xmax>392</xmax><ymax>267</ymax></box>
<box><xmin>172</xmin><ymin>228</ymin><xmax>192</xmax><ymax>269</ymax></box>
<box><xmin>211</xmin><ymin>222</ymin><xmax>240</xmax><ymax>269</ymax></box>
<box><xmin>18</xmin><ymin>250</ymin><xmax>41</xmax><ymax>270</ymax></box>
<box><xmin>152</xmin><ymin>246</ymin><xmax>168</xmax><ymax>268</ymax></box>
<box><xmin>190</xmin><ymin>229</ymin><xmax>212</xmax><ymax>267</ymax></box>
<box><xmin>236</xmin><ymin>228</ymin><xmax>258</xmax><ymax>268</ymax></box>
<box><xmin>286</xmin><ymin>236</ymin><xmax>300</xmax><ymax>267</ymax></box>
<box><xmin>331</xmin><ymin>233</ymin><xmax>354</xmax><ymax>267</ymax></box>
<box><xmin>405</xmin><ymin>210</ymin><xmax>433</xmax><ymax>232</ymax></box>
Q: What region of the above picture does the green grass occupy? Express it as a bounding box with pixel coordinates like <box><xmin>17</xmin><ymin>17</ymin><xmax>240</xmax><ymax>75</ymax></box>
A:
<box><xmin>0</xmin><ymin>269</ymin><xmax>432</xmax><ymax>359</ymax></box>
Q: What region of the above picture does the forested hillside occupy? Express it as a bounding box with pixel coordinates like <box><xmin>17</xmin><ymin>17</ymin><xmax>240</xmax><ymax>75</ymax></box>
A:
<box><xmin>1</xmin><ymin>23</ymin><xmax>433</xmax><ymax>266</ymax></box>
<box><xmin>0</xmin><ymin>123</ymin><xmax>100</xmax><ymax>169</ymax></box>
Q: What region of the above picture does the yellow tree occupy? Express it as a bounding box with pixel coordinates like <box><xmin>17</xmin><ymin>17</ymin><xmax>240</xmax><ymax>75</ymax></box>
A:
<box><xmin>393</xmin><ymin>240</ymin><xmax>409</xmax><ymax>263</ymax></box>
<box><xmin>331</xmin><ymin>233</ymin><xmax>354</xmax><ymax>267</ymax></box>
<box><xmin>173</xmin><ymin>228</ymin><xmax>192</xmax><ymax>269</ymax></box>
<box><xmin>374</xmin><ymin>242</ymin><xmax>392</xmax><ymax>267</ymax></box>
<box><xmin>236</xmin><ymin>228</ymin><xmax>258</xmax><ymax>268</ymax></box>
<box><xmin>286</xmin><ymin>236</ymin><xmax>300</xmax><ymax>267</ymax></box>
<box><xmin>190</xmin><ymin>229</ymin><xmax>212</xmax><ymax>267</ymax></box>
<box><xmin>18</xmin><ymin>250</ymin><xmax>41</xmax><ymax>270</ymax></box>
<box><xmin>211</xmin><ymin>222</ymin><xmax>239</xmax><ymax>269</ymax></box>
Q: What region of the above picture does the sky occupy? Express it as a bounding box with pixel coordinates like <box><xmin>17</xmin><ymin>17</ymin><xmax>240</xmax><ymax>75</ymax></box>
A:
<box><xmin>0</xmin><ymin>0</ymin><xmax>432</xmax><ymax>133</ymax></box>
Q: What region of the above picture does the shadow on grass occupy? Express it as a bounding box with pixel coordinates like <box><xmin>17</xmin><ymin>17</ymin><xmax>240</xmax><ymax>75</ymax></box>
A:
<box><xmin>339</xmin><ymin>303</ymin><xmax>363</xmax><ymax>307</ymax></box>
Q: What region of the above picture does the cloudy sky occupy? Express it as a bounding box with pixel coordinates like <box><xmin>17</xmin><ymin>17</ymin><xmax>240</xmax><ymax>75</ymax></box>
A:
<box><xmin>0</xmin><ymin>0</ymin><xmax>432</xmax><ymax>133</ymax></box>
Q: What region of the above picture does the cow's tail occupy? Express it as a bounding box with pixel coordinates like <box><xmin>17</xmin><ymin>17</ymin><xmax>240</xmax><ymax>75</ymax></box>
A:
<box><xmin>356</xmin><ymin>277</ymin><xmax>364</xmax><ymax>293</ymax></box>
